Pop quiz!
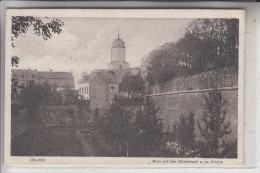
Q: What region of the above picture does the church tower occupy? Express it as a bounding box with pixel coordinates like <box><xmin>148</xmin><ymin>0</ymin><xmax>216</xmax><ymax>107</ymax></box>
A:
<box><xmin>108</xmin><ymin>29</ymin><xmax>129</xmax><ymax>70</ymax></box>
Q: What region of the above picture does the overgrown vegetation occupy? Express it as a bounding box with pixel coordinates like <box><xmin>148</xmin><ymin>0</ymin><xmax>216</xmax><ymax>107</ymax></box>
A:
<box><xmin>88</xmin><ymin>89</ymin><xmax>236</xmax><ymax>158</ymax></box>
<box><xmin>89</xmin><ymin>97</ymin><xmax>165</xmax><ymax>157</ymax></box>
<box><xmin>143</xmin><ymin>19</ymin><xmax>239</xmax><ymax>85</ymax></box>
<box><xmin>197</xmin><ymin>89</ymin><xmax>235</xmax><ymax>158</ymax></box>
<box><xmin>11</xmin><ymin>17</ymin><xmax>237</xmax><ymax>158</ymax></box>
<box><xmin>11</xmin><ymin>16</ymin><xmax>64</xmax><ymax>100</ymax></box>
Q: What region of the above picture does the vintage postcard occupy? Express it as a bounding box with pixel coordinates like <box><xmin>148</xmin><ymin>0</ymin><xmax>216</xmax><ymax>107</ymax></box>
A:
<box><xmin>4</xmin><ymin>9</ymin><xmax>245</xmax><ymax>167</ymax></box>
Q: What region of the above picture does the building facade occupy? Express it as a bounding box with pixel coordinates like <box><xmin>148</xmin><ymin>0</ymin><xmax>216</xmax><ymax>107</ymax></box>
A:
<box><xmin>89</xmin><ymin>70</ymin><xmax>119</xmax><ymax>110</ymax></box>
<box><xmin>12</xmin><ymin>69</ymin><xmax>75</xmax><ymax>92</ymax></box>
<box><xmin>78</xmin><ymin>72</ymin><xmax>90</xmax><ymax>100</ymax></box>
<box><xmin>86</xmin><ymin>31</ymin><xmax>141</xmax><ymax>110</ymax></box>
<box><xmin>12</xmin><ymin>69</ymin><xmax>38</xmax><ymax>89</ymax></box>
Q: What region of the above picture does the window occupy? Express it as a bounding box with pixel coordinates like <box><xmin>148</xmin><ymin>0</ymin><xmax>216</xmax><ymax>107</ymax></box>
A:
<box><xmin>84</xmin><ymin>87</ymin><xmax>86</xmax><ymax>94</ymax></box>
<box><xmin>87</xmin><ymin>86</ymin><xmax>88</xmax><ymax>94</ymax></box>
<box><xmin>119</xmin><ymin>65</ymin><xmax>122</xmax><ymax>70</ymax></box>
<box><xmin>29</xmin><ymin>80</ymin><xmax>34</xmax><ymax>85</ymax></box>
<box><xmin>110</xmin><ymin>86</ymin><xmax>115</xmax><ymax>93</ymax></box>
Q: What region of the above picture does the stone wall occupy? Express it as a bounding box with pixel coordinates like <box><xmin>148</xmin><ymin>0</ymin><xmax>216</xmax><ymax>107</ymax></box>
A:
<box><xmin>147</xmin><ymin>66</ymin><xmax>238</xmax><ymax>140</ymax></box>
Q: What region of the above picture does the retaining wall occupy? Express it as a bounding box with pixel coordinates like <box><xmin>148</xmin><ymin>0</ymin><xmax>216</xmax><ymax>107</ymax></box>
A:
<box><xmin>147</xmin><ymin>66</ymin><xmax>238</xmax><ymax>140</ymax></box>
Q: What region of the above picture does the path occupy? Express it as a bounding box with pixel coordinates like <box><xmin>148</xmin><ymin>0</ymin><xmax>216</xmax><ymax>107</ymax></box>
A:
<box><xmin>75</xmin><ymin>130</ymin><xmax>93</xmax><ymax>156</ymax></box>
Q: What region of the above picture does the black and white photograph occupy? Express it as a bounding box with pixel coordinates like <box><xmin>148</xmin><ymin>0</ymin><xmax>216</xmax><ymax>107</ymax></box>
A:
<box><xmin>4</xmin><ymin>9</ymin><xmax>245</xmax><ymax>167</ymax></box>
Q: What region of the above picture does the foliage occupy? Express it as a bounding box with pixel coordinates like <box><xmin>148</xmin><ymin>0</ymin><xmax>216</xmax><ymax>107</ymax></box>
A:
<box><xmin>197</xmin><ymin>89</ymin><xmax>231</xmax><ymax>158</ymax></box>
<box><xmin>89</xmin><ymin>97</ymin><xmax>167</xmax><ymax>157</ymax></box>
<box><xmin>220</xmin><ymin>139</ymin><xmax>237</xmax><ymax>158</ymax></box>
<box><xmin>113</xmin><ymin>94</ymin><xmax>143</xmax><ymax>107</ymax></box>
<box><xmin>11</xmin><ymin>16</ymin><xmax>64</xmax><ymax>65</ymax></box>
<box><xmin>12</xmin><ymin>16</ymin><xmax>64</xmax><ymax>43</ymax></box>
<box><xmin>167</xmin><ymin>112</ymin><xmax>196</xmax><ymax>157</ymax></box>
<box><xmin>106</xmin><ymin>103</ymin><xmax>134</xmax><ymax>156</ymax></box>
<box><xmin>131</xmin><ymin>98</ymin><xmax>164</xmax><ymax>157</ymax></box>
<box><xmin>176</xmin><ymin>112</ymin><xmax>196</xmax><ymax>150</ymax></box>
<box><xmin>144</xmin><ymin>43</ymin><xmax>189</xmax><ymax>85</ymax></box>
<box><xmin>119</xmin><ymin>72</ymin><xmax>145</xmax><ymax>98</ymax></box>
<box><xmin>177</xmin><ymin>19</ymin><xmax>239</xmax><ymax>72</ymax></box>
<box><xmin>19</xmin><ymin>81</ymin><xmax>63</xmax><ymax>126</ymax></box>
<box><xmin>62</xmin><ymin>88</ymin><xmax>79</xmax><ymax>105</ymax></box>
<box><xmin>11</xmin><ymin>56</ymin><xmax>20</xmax><ymax>100</ymax></box>
<box><xmin>11</xmin><ymin>16</ymin><xmax>64</xmax><ymax>98</ymax></box>
<box><xmin>11</xmin><ymin>56</ymin><xmax>20</xmax><ymax>67</ymax></box>
<box><xmin>144</xmin><ymin>19</ymin><xmax>239</xmax><ymax>85</ymax></box>
<box><xmin>76</xmin><ymin>99</ymin><xmax>90</xmax><ymax>119</ymax></box>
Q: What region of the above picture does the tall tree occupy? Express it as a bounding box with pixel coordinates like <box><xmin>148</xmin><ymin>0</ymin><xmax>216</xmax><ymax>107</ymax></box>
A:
<box><xmin>19</xmin><ymin>81</ymin><xmax>62</xmax><ymax>126</ymax></box>
<box><xmin>131</xmin><ymin>98</ymin><xmax>164</xmax><ymax>157</ymax></box>
<box><xmin>176</xmin><ymin>112</ymin><xmax>196</xmax><ymax>150</ymax></box>
<box><xmin>197</xmin><ymin>89</ymin><xmax>231</xmax><ymax>158</ymax></box>
<box><xmin>119</xmin><ymin>72</ymin><xmax>145</xmax><ymax>98</ymax></box>
<box><xmin>106</xmin><ymin>103</ymin><xmax>134</xmax><ymax>156</ymax></box>
<box><xmin>143</xmin><ymin>19</ymin><xmax>239</xmax><ymax>85</ymax></box>
<box><xmin>165</xmin><ymin>112</ymin><xmax>196</xmax><ymax>157</ymax></box>
<box><xmin>177</xmin><ymin>19</ymin><xmax>239</xmax><ymax>72</ymax></box>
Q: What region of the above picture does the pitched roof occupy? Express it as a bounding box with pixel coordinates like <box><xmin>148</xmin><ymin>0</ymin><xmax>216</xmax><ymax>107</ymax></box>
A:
<box><xmin>12</xmin><ymin>69</ymin><xmax>75</xmax><ymax>88</ymax></box>
<box><xmin>37</xmin><ymin>71</ymin><xmax>73</xmax><ymax>79</ymax></box>
<box><xmin>89</xmin><ymin>70</ymin><xmax>119</xmax><ymax>84</ymax></box>
<box><xmin>12</xmin><ymin>69</ymin><xmax>37</xmax><ymax>80</ymax></box>
<box><xmin>37</xmin><ymin>72</ymin><xmax>74</xmax><ymax>88</ymax></box>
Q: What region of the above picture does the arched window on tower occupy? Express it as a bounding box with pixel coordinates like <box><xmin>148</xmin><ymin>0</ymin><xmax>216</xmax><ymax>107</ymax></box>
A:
<box><xmin>111</xmin><ymin>86</ymin><xmax>115</xmax><ymax>93</ymax></box>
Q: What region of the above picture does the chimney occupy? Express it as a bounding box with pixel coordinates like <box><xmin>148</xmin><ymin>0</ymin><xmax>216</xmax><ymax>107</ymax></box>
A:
<box><xmin>50</xmin><ymin>69</ymin><xmax>53</xmax><ymax>72</ymax></box>
<box><xmin>28</xmin><ymin>68</ymin><xmax>31</xmax><ymax>70</ymax></box>
<box><xmin>35</xmin><ymin>69</ymin><xmax>37</xmax><ymax>71</ymax></box>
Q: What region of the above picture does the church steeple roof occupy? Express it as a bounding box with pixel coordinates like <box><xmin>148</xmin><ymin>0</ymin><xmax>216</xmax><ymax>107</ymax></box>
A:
<box><xmin>118</xmin><ymin>27</ymin><xmax>120</xmax><ymax>38</ymax></box>
<box><xmin>112</xmin><ymin>29</ymin><xmax>125</xmax><ymax>48</ymax></box>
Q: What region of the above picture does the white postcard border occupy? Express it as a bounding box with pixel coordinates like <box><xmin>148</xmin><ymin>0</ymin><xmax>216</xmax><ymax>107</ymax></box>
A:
<box><xmin>4</xmin><ymin>9</ymin><xmax>245</xmax><ymax>167</ymax></box>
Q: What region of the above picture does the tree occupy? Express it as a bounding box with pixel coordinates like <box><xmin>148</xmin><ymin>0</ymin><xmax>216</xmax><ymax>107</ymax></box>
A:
<box><xmin>119</xmin><ymin>72</ymin><xmax>145</xmax><ymax>98</ymax></box>
<box><xmin>105</xmin><ymin>103</ymin><xmax>134</xmax><ymax>156</ymax></box>
<box><xmin>177</xmin><ymin>19</ymin><xmax>239</xmax><ymax>72</ymax></box>
<box><xmin>144</xmin><ymin>43</ymin><xmax>188</xmax><ymax>85</ymax></box>
<box><xmin>19</xmin><ymin>81</ymin><xmax>63</xmax><ymax>126</ymax></box>
<box><xmin>11</xmin><ymin>16</ymin><xmax>64</xmax><ymax>63</ymax></box>
<box><xmin>197</xmin><ymin>89</ymin><xmax>231</xmax><ymax>158</ymax></box>
<box><xmin>12</xmin><ymin>16</ymin><xmax>64</xmax><ymax>43</ymax></box>
<box><xmin>143</xmin><ymin>19</ymin><xmax>239</xmax><ymax>85</ymax></box>
<box><xmin>165</xmin><ymin>112</ymin><xmax>196</xmax><ymax>157</ymax></box>
<box><xmin>62</xmin><ymin>88</ymin><xmax>79</xmax><ymax>105</ymax></box>
<box><xmin>11</xmin><ymin>16</ymin><xmax>64</xmax><ymax>97</ymax></box>
<box><xmin>176</xmin><ymin>112</ymin><xmax>196</xmax><ymax>150</ymax></box>
<box><xmin>131</xmin><ymin>98</ymin><xmax>164</xmax><ymax>157</ymax></box>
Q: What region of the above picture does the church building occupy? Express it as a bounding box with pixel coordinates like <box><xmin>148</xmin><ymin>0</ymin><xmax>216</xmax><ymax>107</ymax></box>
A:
<box><xmin>85</xmin><ymin>31</ymin><xmax>141</xmax><ymax>110</ymax></box>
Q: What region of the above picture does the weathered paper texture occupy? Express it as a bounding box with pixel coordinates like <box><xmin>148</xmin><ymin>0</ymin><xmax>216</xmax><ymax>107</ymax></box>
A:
<box><xmin>4</xmin><ymin>9</ymin><xmax>245</xmax><ymax>167</ymax></box>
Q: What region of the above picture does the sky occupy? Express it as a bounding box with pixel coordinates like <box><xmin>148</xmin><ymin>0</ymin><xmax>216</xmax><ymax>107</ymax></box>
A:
<box><xmin>12</xmin><ymin>17</ymin><xmax>193</xmax><ymax>80</ymax></box>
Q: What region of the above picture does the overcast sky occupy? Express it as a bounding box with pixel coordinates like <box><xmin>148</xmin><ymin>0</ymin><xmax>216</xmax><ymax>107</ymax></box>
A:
<box><xmin>12</xmin><ymin>17</ymin><xmax>193</xmax><ymax>79</ymax></box>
